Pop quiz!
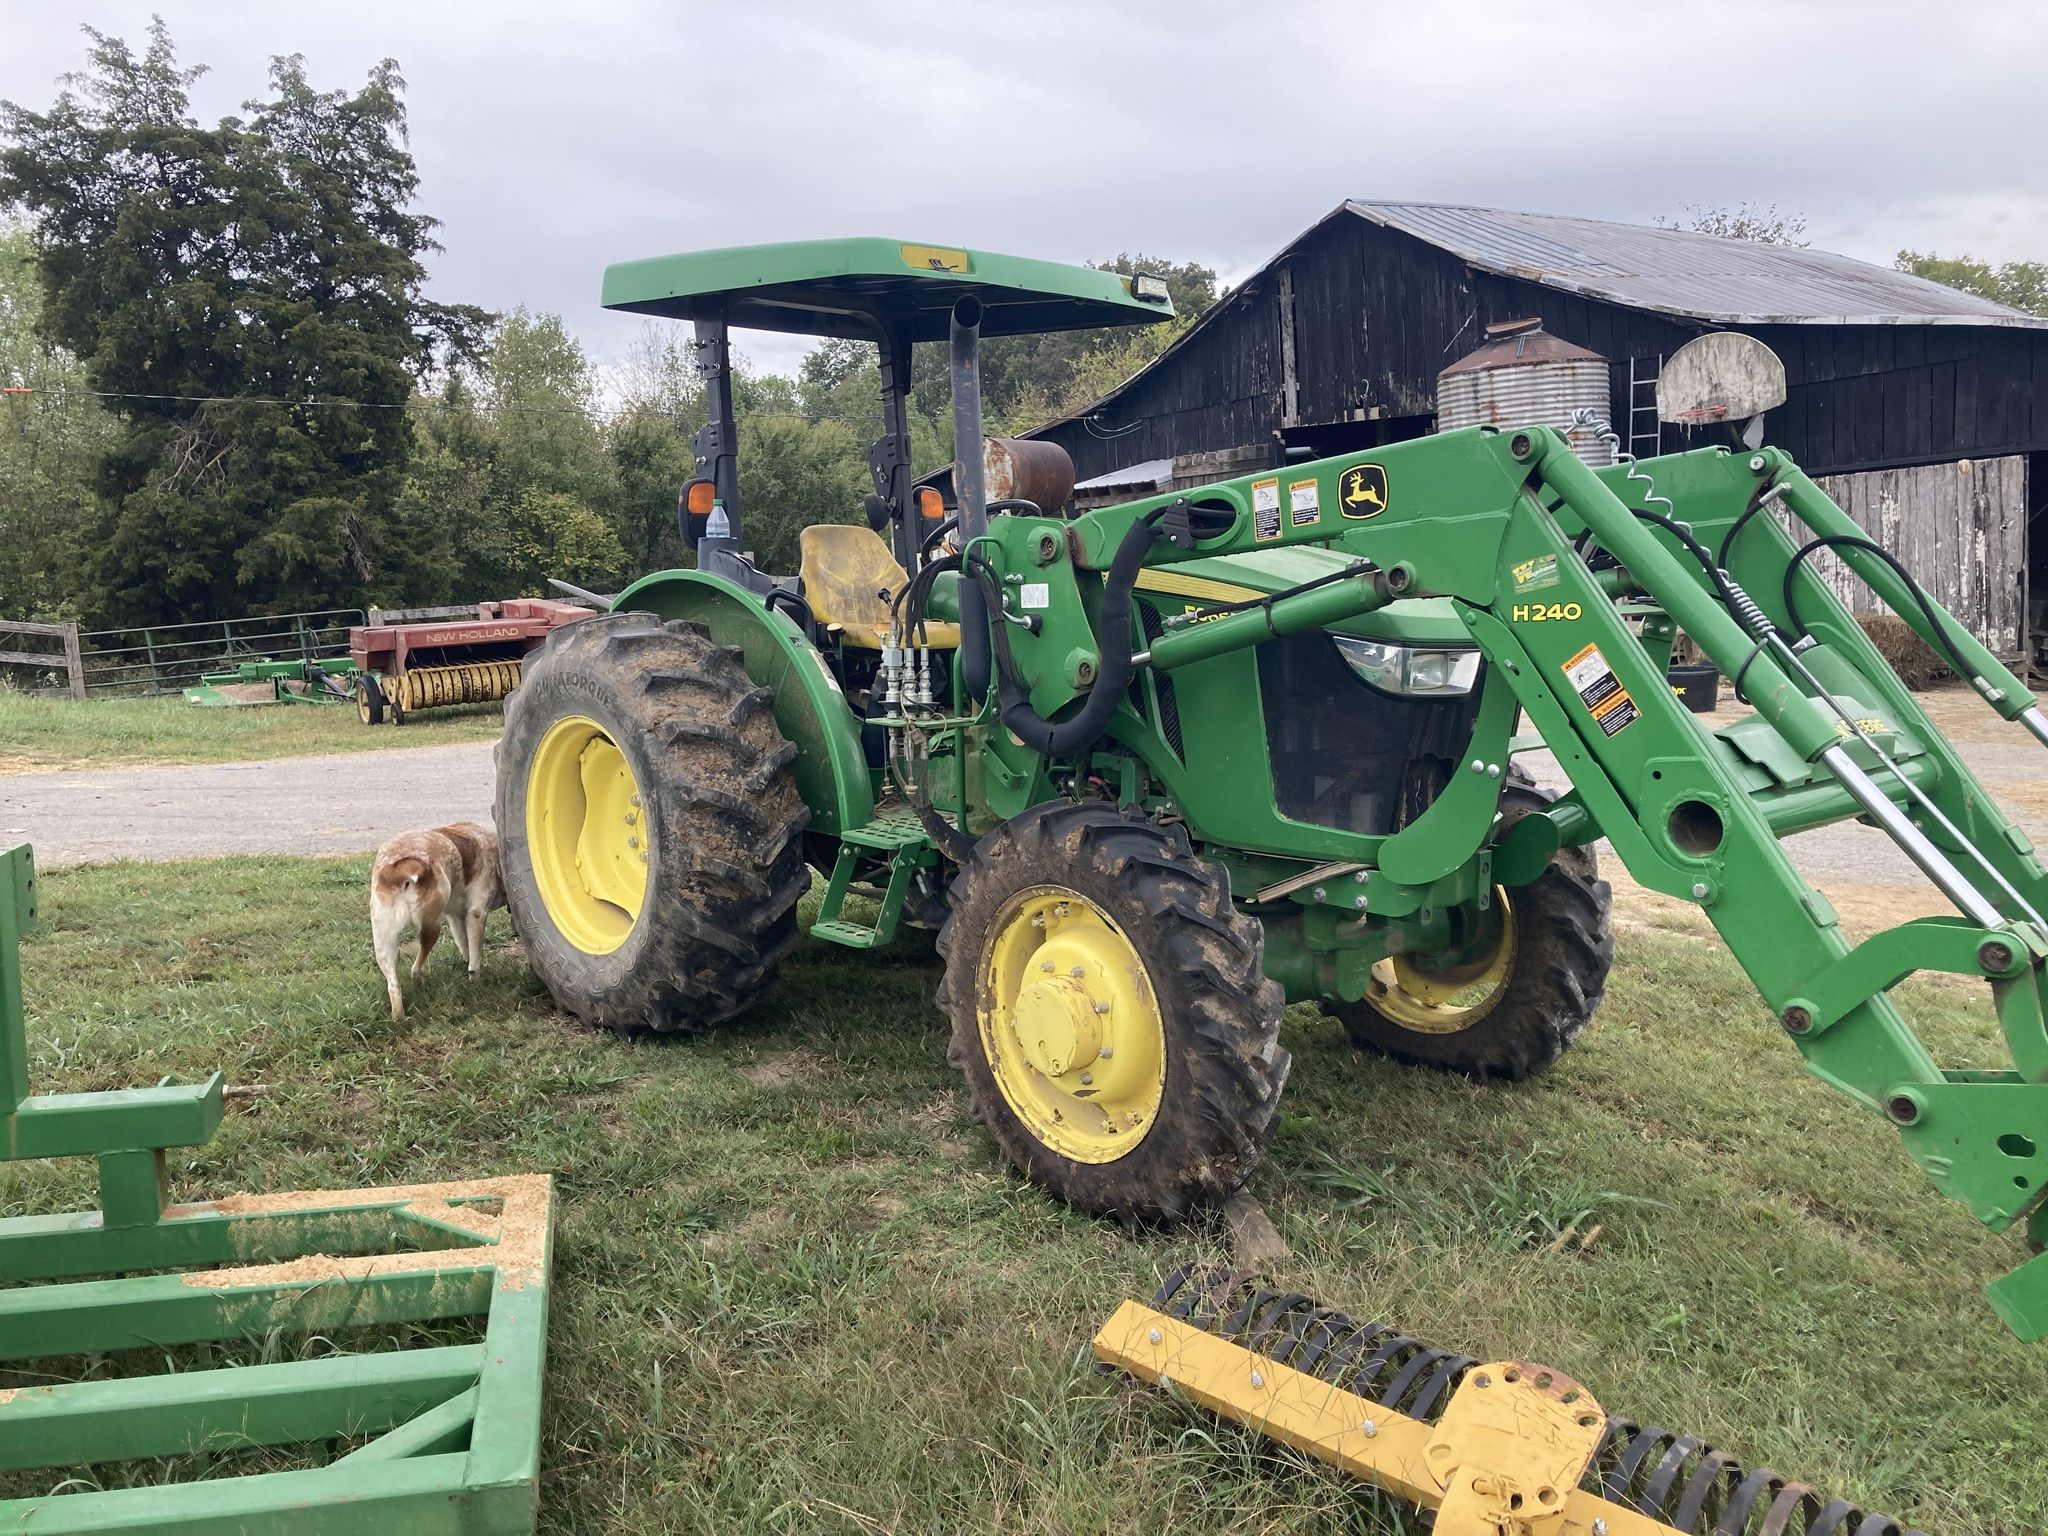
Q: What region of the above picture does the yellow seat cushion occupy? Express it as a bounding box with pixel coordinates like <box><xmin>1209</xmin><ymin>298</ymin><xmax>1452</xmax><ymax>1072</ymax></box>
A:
<box><xmin>799</xmin><ymin>523</ymin><xmax>960</xmax><ymax>650</ymax></box>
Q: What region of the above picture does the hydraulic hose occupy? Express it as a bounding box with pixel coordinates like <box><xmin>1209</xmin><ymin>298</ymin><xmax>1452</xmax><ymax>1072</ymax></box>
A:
<box><xmin>994</xmin><ymin>509</ymin><xmax>1165</xmax><ymax>757</ymax></box>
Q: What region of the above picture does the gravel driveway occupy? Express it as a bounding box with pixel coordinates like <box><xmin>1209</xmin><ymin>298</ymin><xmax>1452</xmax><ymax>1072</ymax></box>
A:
<box><xmin>2</xmin><ymin>740</ymin><xmax>498</xmax><ymax>866</ymax></box>
<box><xmin>4</xmin><ymin>693</ymin><xmax>2045</xmax><ymax>900</ymax></box>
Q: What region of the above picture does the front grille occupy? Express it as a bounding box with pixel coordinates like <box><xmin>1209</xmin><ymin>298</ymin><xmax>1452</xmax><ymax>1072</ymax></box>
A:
<box><xmin>1256</xmin><ymin>630</ymin><xmax>1483</xmax><ymax>836</ymax></box>
<box><xmin>1138</xmin><ymin>601</ymin><xmax>1183</xmax><ymax>759</ymax></box>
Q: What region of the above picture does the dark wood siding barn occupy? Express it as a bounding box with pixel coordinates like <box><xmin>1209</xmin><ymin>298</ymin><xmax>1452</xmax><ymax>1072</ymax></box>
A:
<box><xmin>1034</xmin><ymin>202</ymin><xmax>2048</xmax><ymax>646</ymax></box>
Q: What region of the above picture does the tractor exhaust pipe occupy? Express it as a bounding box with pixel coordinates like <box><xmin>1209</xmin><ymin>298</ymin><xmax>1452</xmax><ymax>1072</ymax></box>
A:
<box><xmin>950</xmin><ymin>295</ymin><xmax>991</xmax><ymax>700</ymax></box>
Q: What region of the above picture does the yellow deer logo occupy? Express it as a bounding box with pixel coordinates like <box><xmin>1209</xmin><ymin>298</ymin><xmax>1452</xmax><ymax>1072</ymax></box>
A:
<box><xmin>1340</xmin><ymin>465</ymin><xmax>1388</xmax><ymax>518</ymax></box>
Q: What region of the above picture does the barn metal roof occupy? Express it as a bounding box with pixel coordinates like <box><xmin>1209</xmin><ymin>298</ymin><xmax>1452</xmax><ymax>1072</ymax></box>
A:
<box><xmin>1345</xmin><ymin>201</ymin><xmax>2048</xmax><ymax>328</ymax></box>
<box><xmin>1073</xmin><ymin>457</ymin><xmax>1173</xmax><ymax>493</ymax></box>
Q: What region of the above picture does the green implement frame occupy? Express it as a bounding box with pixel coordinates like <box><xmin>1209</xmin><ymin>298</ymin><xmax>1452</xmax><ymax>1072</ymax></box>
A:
<box><xmin>181</xmin><ymin>657</ymin><xmax>358</xmax><ymax>707</ymax></box>
<box><xmin>0</xmin><ymin>843</ymin><xmax>553</xmax><ymax>1533</ymax></box>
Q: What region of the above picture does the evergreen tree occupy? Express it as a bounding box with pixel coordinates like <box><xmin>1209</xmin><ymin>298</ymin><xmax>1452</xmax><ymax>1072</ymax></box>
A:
<box><xmin>0</xmin><ymin>23</ymin><xmax>485</xmax><ymax>625</ymax></box>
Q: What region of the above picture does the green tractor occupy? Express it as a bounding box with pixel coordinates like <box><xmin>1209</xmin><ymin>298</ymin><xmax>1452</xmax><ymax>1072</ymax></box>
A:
<box><xmin>496</xmin><ymin>238</ymin><xmax>2048</xmax><ymax>1338</ymax></box>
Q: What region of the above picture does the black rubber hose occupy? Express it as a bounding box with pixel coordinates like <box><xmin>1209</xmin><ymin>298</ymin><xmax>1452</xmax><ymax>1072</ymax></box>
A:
<box><xmin>995</xmin><ymin>510</ymin><xmax>1164</xmax><ymax>757</ymax></box>
<box><xmin>1783</xmin><ymin>532</ymin><xmax>1976</xmax><ymax>677</ymax></box>
<box><xmin>919</xmin><ymin>514</ymin><xmax>960</xmax><ymax>558</ymax></box>
<box><xmin>914</xmin><ymin>800</ymin><xmax>979</xmax><ymax>864</ymax></box>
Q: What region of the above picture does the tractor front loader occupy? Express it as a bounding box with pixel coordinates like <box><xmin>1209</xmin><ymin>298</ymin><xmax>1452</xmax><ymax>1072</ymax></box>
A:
<box><xmin>492</xmin><ymin>238</ymin><xmax>2048</xmax><ymax>1344</ymax></box>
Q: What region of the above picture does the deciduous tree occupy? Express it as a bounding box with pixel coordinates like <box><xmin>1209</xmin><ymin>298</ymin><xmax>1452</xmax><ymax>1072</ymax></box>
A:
<box><xmin>1895</xmin><ymin>250</ymin><xmax>2046</xmax><ymax>316</ymax></box>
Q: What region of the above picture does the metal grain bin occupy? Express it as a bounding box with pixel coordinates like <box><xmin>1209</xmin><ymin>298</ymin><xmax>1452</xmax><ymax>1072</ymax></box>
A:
<box><xmin>1437</xmin><ymin>317</ymin><xmax>1613</xmax><ymax>466</ymax></box>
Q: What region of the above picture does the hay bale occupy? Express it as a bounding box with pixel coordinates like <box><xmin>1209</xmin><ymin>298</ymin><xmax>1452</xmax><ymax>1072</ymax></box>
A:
<box><xmin>1858</xmin><ymin>614</ymin><xmax>1950</xmax><ymax>690</ymax></box>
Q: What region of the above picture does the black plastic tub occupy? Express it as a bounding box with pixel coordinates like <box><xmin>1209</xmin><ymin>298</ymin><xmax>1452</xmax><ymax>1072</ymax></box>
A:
<box><xmin>1668</xmin><ymin>663</ymin><xmax>1720</xmax><ymax>714</ymax></box>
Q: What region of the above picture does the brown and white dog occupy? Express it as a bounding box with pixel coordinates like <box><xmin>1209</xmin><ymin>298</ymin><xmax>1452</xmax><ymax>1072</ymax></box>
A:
<box><xmin>370</xmin><ymin>821</ymin><xmax>505</xmax><ymax>1022</ymax></box>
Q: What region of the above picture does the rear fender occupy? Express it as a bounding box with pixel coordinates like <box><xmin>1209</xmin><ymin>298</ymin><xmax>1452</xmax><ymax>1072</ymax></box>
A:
<box><xmin>613</xmin><ymin>570</ymin><xmax>874</xmax><ymax>835</ymax></box>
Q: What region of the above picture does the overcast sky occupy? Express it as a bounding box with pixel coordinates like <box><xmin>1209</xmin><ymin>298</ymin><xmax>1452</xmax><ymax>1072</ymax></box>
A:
<box><xmin>7</xmin><ymin>0</ymin><xmax>2045</xmax><ymax>380</ymax></box>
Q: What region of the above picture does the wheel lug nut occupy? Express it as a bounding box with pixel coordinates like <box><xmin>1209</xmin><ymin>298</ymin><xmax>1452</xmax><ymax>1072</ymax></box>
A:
<box><xmin>1070</xmin><ymin>965</ymin><xmax>1086</xmax><ymax>979</ymax></box>
<box><xmin>1094</xmin><ymin>1001</ymin><xmax>1111</xmax><ymax>1014</ymax></box>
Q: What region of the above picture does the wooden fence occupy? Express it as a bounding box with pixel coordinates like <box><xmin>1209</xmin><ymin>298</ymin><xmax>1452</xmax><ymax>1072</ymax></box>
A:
<box><xmin>0</xmin><ymin>620</ymin><xmax>85</xmax><ymax>700</ymax></box>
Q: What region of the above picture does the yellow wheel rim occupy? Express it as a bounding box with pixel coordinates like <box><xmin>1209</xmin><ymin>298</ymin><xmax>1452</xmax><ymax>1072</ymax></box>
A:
<box><xmin>1367</xmin><ymin>892</ymin><xmax>1516</xmax><ymax>1035</ymax></box>
<box><xmin>978</xmin><ymin>887</ymin><xmax>1165</xmax><ymax>1164</ymax></box>
<box><xmin>526</xmin><ymin>714</ymin><xmax>649</xmax><ymax>955</ymax></box>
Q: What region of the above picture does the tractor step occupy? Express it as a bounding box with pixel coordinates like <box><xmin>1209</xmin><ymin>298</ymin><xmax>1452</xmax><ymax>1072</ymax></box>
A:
<box><xmin>810</xmin><ymin>918</ymin><xmax>897</xmax><ymax>949</ymax></box>
<box><xmin>809</xmin><ymin>808</ymin><xmax>940</xmax><ymax>949</ymax></box>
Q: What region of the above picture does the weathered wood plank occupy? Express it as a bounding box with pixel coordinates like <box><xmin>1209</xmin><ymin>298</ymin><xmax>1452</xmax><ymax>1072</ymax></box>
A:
<box><xmin>1813</xmin><ymin>456</ymin><xmax>2026</xmax><ymax>649</ymax></box>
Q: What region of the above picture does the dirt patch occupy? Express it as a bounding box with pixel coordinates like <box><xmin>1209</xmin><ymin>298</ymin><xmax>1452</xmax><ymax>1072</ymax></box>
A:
<box><xmin>699</xmin><ymin>1206</ymin><xmax>782</xmax><ymax>1256</ymax></box>
<box><xmin>171</xmin><ymin>1172</ymin><xmax>553</xmax><ymax>1292</ymax></box>
<box><xmin>0</xmin><ymin>752</ymin><xmax>118</xmax><ymax>776</ymax></box>
<box><xmin>1608</xmin><ymin>869</ymin><xmax>1947</xmax><ymax>943</ymax></box>
<box><xmin>741</xmin><ymin>1047</ymin><xmax>832</xmax><ymax>1089</ymax></box>
<box><xmin>1983</xmin><ymin>778</ymin><xmax>2048</xmax><ymax>819</ymax></box>
<box><xmin>1904</xmin><ymin>685</ymin><xmax>2030</xmax><ymax>745</ymax></box>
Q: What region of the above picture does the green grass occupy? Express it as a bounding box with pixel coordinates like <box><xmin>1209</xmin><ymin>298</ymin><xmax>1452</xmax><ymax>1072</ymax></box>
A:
<box><xmin>4</xmin><ymin>858</ymin><xmax>2044</xmax><ymax>1533</ymax></box>
<box><xmin>0</xmin><ymin>691</ymin><xmax>503</xmax><ymax>771</ymax></box>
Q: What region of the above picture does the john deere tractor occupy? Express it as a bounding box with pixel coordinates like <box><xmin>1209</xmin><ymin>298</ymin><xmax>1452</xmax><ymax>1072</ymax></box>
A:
<box><xmin>496</xmin><ymin>238</ymin><xmax>2048</xmax><ymax>1341</ymax></box>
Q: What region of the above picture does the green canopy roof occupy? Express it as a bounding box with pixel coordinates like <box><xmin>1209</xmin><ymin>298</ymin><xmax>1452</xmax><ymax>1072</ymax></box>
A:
<box><xmin>600</xmin><ymin>237</ymin><xmax>1174</xmax><ymax>342</ymax></box>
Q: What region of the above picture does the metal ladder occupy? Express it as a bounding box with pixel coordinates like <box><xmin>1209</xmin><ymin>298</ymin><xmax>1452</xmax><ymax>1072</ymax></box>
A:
<box><xmin>1627</xmin><ymin>354</ymin><xmax>1662</xmax><ymax>460</ymax></box>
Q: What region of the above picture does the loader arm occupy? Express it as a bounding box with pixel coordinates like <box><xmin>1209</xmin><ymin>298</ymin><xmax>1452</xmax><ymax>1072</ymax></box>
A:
<box><xmin>974</xmin><ymin>423</ymin><xmax>2048</xmax><ymax>1336</ymax></box>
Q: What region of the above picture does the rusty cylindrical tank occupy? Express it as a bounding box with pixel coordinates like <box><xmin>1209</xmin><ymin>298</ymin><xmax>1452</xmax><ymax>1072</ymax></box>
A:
<box><xmin>1437</xmin><ymin>318</ymin><xmax>1614</xmax><ymax>467</ymax></box>
<box><xmin>982</xmin><ymin>437</ymin><xmax>1077</xmax><ymax>516</ymax></box>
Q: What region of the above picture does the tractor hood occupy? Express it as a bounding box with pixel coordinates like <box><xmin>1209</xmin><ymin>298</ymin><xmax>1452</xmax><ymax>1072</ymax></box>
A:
<box><xmin>1131</xmin><ymin>546</ymin><xmax>1475</xmax><ymax>646</ymax></box>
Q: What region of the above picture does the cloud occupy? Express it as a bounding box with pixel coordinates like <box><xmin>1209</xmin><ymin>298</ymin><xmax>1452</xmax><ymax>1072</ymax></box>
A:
<box><xmin>7</xmin><ymin>0</ymin><xmax>2044</xmax><ymax>378</ymax></box>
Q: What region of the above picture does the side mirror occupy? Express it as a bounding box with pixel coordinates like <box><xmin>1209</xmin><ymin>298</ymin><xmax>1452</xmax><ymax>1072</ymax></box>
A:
<box><xmin>1658</xmin><ymin>333</ymin><xmax>1787</xmax><ymax>448</ymax></box>
<box><xmin>679</xmin><ymin>478</ymin><xmax>717</xmax><ymax>548</ymax></box>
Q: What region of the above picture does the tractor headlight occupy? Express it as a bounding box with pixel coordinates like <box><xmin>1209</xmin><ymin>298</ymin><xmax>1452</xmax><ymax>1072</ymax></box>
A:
<box><xmin>1129</xmin><ymin>272</ymin><xmax>1171</xmax><ymax>303</ymax></box>
<box><xmin>1331</xmin><ymin>636</ymin><xmax>1482</xmax><ymax>697</ymax></box>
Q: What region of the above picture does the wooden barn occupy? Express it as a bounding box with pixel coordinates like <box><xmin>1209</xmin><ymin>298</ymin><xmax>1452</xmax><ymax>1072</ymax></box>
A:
<box><xmin>1033</xmin><ymin>202</ymin><xmax>2048</xmax><ymax>650</ymax></box>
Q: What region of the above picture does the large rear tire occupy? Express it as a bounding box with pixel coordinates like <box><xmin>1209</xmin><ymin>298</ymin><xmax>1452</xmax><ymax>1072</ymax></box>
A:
<box><xmin>937</xmin><ymin>801</ymin><xmax>1289</xmax><ymax>1220</ymax></box>
<box><xmin>496</xmin><ymin>611</ymin><xmax>809</xmax><ymax>1034</ymax></box>
<box><xmin>1330</xmin><ymin>782</ymin><xmax>1611</xmax><ymax>1081</ymax></box>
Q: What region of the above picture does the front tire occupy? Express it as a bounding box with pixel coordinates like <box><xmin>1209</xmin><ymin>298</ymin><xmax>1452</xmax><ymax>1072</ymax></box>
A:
<box><xmin>496</xmin><ymin>611</ymin><xmax>809</xmax><ymax>1034</ymax></box>
<box><xmin>937</xmin><ymin>801</ymin><xmax>1289</xmax><ymax>1220</ymax></box>
<box><xmin>1331</xmin><ymin>783</ymin><xmax>1611</xmax><ymax>1081</ymax></box>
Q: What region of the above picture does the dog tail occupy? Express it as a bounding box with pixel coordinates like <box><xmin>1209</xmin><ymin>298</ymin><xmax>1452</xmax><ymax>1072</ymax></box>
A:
<box><xmin>375</xmin><ymin>855</ymin><xmax>430</xmax><ymax>893</ymax></box>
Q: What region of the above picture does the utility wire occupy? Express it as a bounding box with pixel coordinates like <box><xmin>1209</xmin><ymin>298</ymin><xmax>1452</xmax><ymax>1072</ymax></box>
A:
<box><xmin>0</xmin><ymin>383</ymin><xmax>903</xmax><ymax>432</ymax></box>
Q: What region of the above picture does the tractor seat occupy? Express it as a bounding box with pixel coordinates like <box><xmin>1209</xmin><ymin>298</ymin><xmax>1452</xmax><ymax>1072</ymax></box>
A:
<box><xmin>798</xmin><ymin>523</ymin><xmax>960</xmax><ymax>650</ymax></box>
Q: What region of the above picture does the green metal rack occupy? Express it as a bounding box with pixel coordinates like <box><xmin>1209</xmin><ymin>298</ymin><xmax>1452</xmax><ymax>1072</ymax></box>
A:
<box><xmin>0</xmin><ymin>842</ymin><xmax>553</xmax><ymax>1533</ymax></box>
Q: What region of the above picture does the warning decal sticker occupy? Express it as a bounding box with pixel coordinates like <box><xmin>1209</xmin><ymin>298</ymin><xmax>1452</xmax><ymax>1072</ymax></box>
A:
<box><xmin>1252</xmin><ymin>477</ymin><xmax>1282</xmax><ymax>541</ymax></box>
<box><xmin>1590</xmin><ymin>690</ymin><xmax>1638</xmax><ymax>737</ymax></box>
<box><xmin>1563</xmin><ymin>642</ymin><xmax>1637</xmax><ymax>736</ymax></box>
<box><xmin>1288</xmin><ymin>478</ymin><xmax>1321</xmax><ymax>528</ymax></box>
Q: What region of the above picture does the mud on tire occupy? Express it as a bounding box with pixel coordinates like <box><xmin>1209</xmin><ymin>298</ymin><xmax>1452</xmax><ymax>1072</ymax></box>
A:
<box><xmin>496</xmin><ymin>611</ymin><xmax>809</xmax><ymax>1034</ymax></box>
<box><xmin>937</xmin><ymin>800</ymin><xmax>1290</xmax><ymax>1220</ymax></box>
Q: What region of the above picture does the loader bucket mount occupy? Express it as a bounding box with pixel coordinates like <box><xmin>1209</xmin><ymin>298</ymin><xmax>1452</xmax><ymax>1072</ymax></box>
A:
<box><xmin>0</xmin><ymin>843</ymin><xmax>554</xmax><ymax>1534</ymax></box>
